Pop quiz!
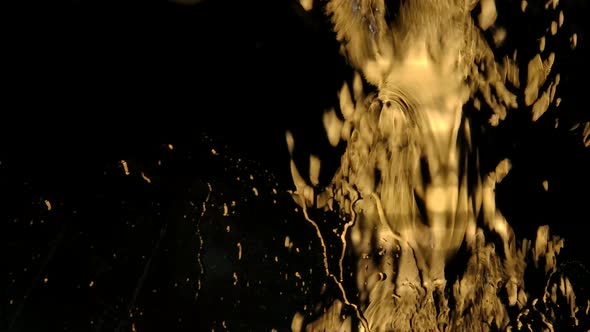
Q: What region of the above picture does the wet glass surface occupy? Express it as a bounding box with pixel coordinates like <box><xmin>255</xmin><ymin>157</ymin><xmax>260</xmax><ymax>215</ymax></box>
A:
<box><xmin>2</xmin><ymin>136</ymin><xmax>589</xmax><ymax>331</ymax></box>
<box><xmin>3</xmin><ymin>0</ymin><xmax>590</xmax><ymax>331</ymax></box>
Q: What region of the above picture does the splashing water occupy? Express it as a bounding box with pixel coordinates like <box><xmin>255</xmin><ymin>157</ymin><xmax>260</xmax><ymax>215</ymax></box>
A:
<box><xmin>287</xmin><ymin>0</ymin><xmax>587</xmax><ymax>331</ymax></box>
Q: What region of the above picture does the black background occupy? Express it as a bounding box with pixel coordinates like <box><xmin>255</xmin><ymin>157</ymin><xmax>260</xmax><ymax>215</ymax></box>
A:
<box><xmin>1</xmin><ymin>0</ymin><xmax>590</xmax><ymax>331</ymax></box>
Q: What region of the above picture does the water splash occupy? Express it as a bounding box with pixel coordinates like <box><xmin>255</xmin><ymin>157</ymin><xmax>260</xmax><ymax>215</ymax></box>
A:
<box><xmin>287</xmin><ymin>0</ymin><xmax>586</xmax><ymax>330</ymax></box>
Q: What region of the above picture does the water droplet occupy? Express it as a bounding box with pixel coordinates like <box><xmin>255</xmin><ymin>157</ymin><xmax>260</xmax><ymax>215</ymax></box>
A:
<box><xmin>120</xmin><ymin>160</ymin><xmax>130</xmax><ymax>175</ymax></box>
<box><xmin>559</xmin><ymin>11</ymin><xmax>564</xmax><ymax>27</ymax></box>
<box><xmin>141</xmin><ymin>172</ymin><xmax>151</xmax><ymax>184</ymax></box>
<box><xmin>571</xmin><ymin>33</ymin><xmax>577</xmax><ymax>49</ymax></box>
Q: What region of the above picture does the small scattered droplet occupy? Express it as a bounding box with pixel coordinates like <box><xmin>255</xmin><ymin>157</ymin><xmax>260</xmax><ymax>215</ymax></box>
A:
<box><xmin>558</xmin><ymin>11</ymin><xmax>564</xmax><ymax>27</ymax></box>
<box><xmin>141</xmin><ymin>172</ymin><xmax>151</xmax><ymax>184</ymax></box>
<box><xmin>121</xmin><ymin>160</ymin><xmax>130</xmax><ymax>175</ymax></box>
<box><xmin>284</xmin><ymin>236</ymin><xmax>293</xmax><ymax>249</ymax></box>
<box><xmin>571</xmin><ymin>33</ymin><xmax>577</xmax><ymax>49</ymax></box>
<box><xmin>551</xmin><ymin>21</ymin><xmax>558</xmax><ymax>35</ymax></box>
<box><xmin>299</xmin><ymin>0</ymin><xmax>313</xmax><ymax>11</ymax></box>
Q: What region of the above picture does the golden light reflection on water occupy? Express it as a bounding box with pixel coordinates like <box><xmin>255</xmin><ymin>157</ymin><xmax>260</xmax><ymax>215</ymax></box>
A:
<box><xmin>288</xmin><ymin>0</ymin><xmax>587</xmax><ymax>330</ymax></box>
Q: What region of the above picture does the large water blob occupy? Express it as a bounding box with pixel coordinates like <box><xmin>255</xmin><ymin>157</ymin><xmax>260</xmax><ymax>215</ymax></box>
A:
<box><xmin>286</xmin><ymin>0</ymin><xmax>587</xmax><ymax>331</ymax></box>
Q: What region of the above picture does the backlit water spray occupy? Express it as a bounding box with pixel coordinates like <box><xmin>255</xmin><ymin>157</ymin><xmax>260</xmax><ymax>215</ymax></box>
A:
<box><xmin>285</xmin><ymin>0</ymin><xmax>587</xmax><ymax>331</ymax></box>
